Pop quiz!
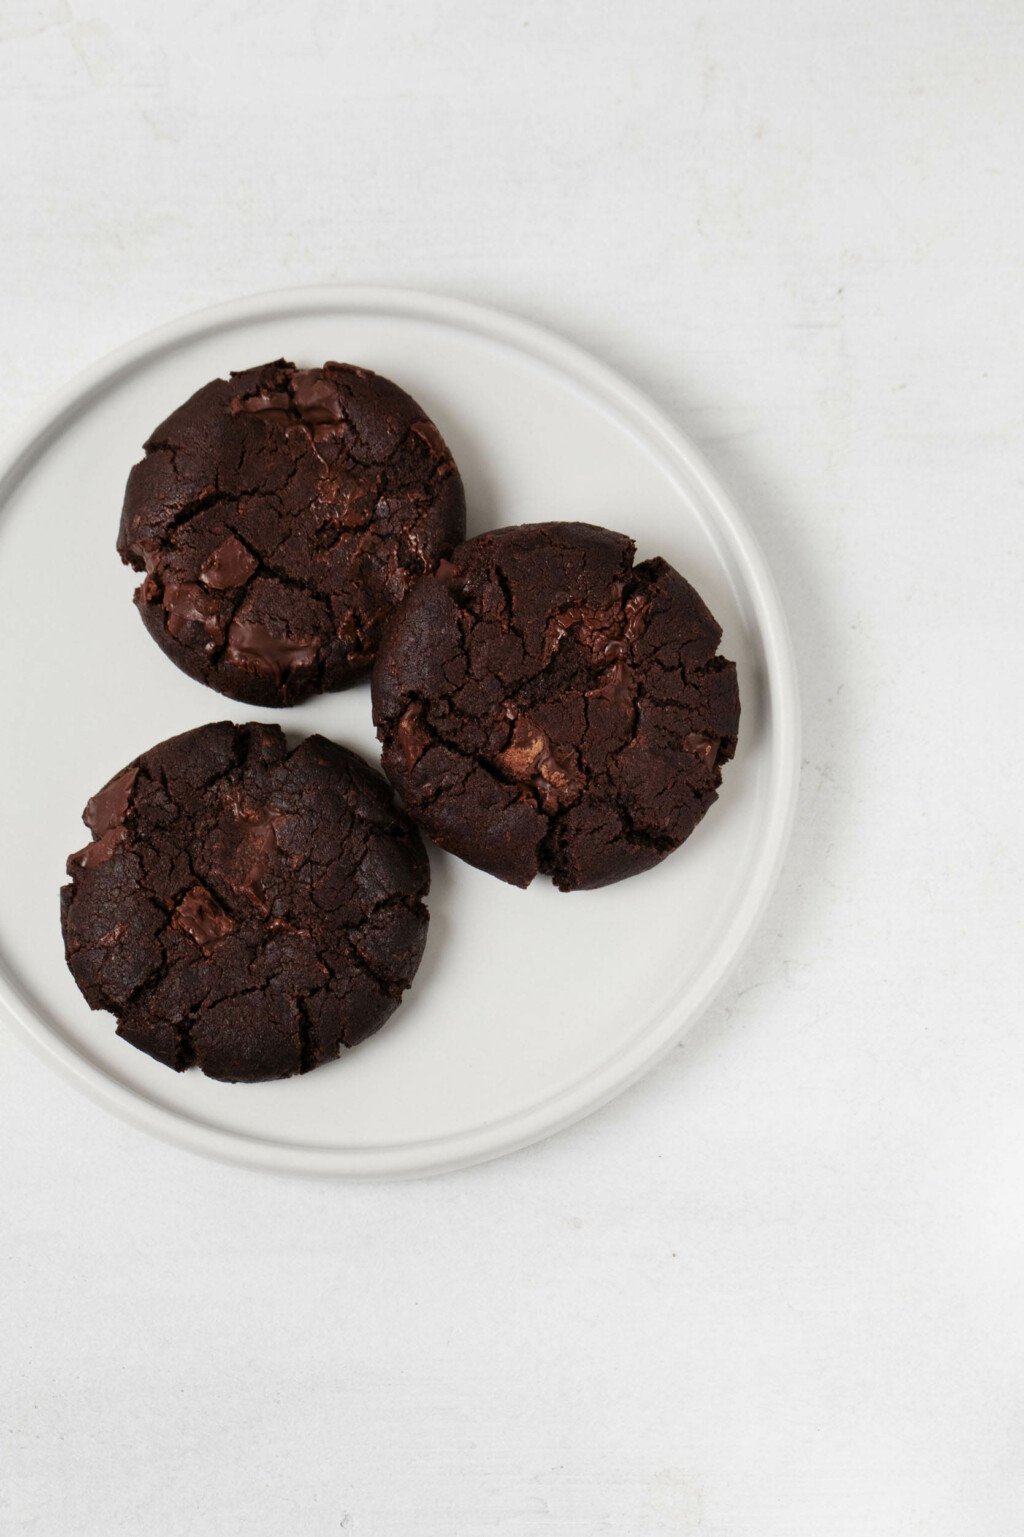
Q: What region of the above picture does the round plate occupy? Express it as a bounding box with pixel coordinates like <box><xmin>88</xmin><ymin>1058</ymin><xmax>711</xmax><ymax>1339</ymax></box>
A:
<box><xmin>0</xmin><ymin>287</ymin><xmax>799</xmax><ymax>1176</ymax></box>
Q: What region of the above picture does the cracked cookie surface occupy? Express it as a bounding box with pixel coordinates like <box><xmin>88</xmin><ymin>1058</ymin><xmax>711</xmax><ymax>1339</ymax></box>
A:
<box><xmin>60</xmin><ymin>722</ymin><xmax>431</xmax><ymax>1081</ymax></box>
<box><xmin>118</xmin><ymin>360</ymin><xmax>466</xmax><ymax>706</ymax></box>
<box><xmin>372</xmin><ymin>522</ymin><xmax>740</xmax><ymax>891</ymax></box>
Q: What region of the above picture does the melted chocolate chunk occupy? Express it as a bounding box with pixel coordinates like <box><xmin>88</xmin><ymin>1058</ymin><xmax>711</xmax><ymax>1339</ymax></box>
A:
<box><xmin>68</xmin><ymin>826</ymin><xmax>127</xmax><ymax>872</ymax></box>
<box><xmin>683</xmin><ymin>731</ymin><xmax>722</xmax><ymax>767</ymax></box>
<box><xmin>394</xmin><ymin>703</ymin><xmax>431</xmax><ymax>772</ymax></box>
<box><xmin>492</xmin><ymin>711</ymin><xmax>583</xmax><ymax>815</ymax></box>
<box><xmin>172</xmin><ymin>885</ymin><xmax>236</xmax><ymax>953</ymax></box>
<box><xmin>224</xmin><ymin>618</ymin><xmax>320</xmax><ymax>684</ymax></box>
<box><xmin>200</xmin><ymin>535</ymin><xmax>258</xmax><ymax>591</ymax></box>
<box><xmin>84</xmin><ymin>766</ymin><xmax>138</xmax><ymax>835</ymax></box>
<box><xmin>162</xmin><ymin>583</ymin><xmax>225</xmax><ymax>647</ymax></box>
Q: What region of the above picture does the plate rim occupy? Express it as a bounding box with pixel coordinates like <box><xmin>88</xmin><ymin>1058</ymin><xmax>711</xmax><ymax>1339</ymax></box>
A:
<box><xmin>0</xmin><ymin>283</ymin><xmax>800</xmax><ymax>1178</ymax></box>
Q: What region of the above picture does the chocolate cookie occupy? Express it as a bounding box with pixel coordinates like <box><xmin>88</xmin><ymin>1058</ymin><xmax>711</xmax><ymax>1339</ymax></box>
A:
<box><xmin>60</xmin><ymin>722</ymin><xmax>430</xmax><ymax>1081</ymax></box>
<box><xmin>372</xmin><ymin>522</ymin><xmax>740</xmax><ymax>891</ymax></box>
<box><xmin>118</xmin><ymin>361</ymin><xmax>466</xmax><ymax>706</ymax></box>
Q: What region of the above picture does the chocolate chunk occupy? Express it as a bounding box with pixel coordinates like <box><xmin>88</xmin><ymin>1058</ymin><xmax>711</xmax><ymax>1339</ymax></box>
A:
<box><xmin>162</xmin><ymin>583</ymin><xmax>225</xmax><ymax>646</ymax></box>
<box><xmin>118</xmin><ymin>360</ymin><xmax>466</xmax><ymax>707</ymax></box>
<box><xmin>394</xmin><ymin>703</ymin><xmax>431</xmax><ymax>771</ymax></box>
<box><xmin>683</xmin><ymin>732</ymin><xmax>721</xmax><ymax>767</ymax></box>
<box><xmin>372</xmin><ymin>522</ymin><xmax>740</xmax><ymax>891</ymax></box>
<box><xmin>224</xmin><ymin>618</ymin><xmax>320</xmax><ymax>683</ymax></box>
<box><xmin>234</xmin><ymin>390</ymin><xmax>291</xmax><ymax>415</ymax></box>
<box><xmin>492</xmin><ymin>712</ymin><xmax>582</xmax><ymax>815</ymax></box>
<box><xmin>200</xmin><ymin>535</ymin><xmax>258</xmax><ymax>591</ymax></box>
<box><xmin>84</xmin><ymin>765</ymin><xmax>138</xmax><ymax>836</ymax></box>
<box><xmin>586</xmin><ymin>658</ymin><xmax>634</xmax><ymax>707</ymax></box>
<box><xmin>68</xmin><ymin>826</ymin><xmax>127</xmax><ymax>872</ymax></box>
<box><xmin>60</xmin><ymin>722</ymin><xmax>431</xmax><ymax>1081</ymax></box>
<box><xmin>290</xmin><ymin>370</ymin><xmax>347</xmax><ymax>422</ymax></box>
<box><xmin>172</xmin><ymin>885</ymin><xmax>236</xmax><ymax>953</ymax></box>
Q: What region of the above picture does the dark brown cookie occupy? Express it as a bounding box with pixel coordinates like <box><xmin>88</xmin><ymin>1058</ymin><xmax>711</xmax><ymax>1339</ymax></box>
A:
<box><xmin>60</xmin><ymin>722</ymin><xmax>431</xmax><ymax>1082</ymax></box>
<box><xmin>371</xmin><ymin>522</ymin><xmax>740</xmax><ymax>891</ymax></box>
<box><xmin>118</xmin><ymin>361</ymin><xmax>466</xmax><ymax>706</ymax></box>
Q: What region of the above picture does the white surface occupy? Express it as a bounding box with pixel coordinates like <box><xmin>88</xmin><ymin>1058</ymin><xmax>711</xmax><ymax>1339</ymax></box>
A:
<box><xmin>0</xmin><ymin>1</ymin><xmax>1021</xmax><ymax>1533</ymax></box>
<box><xmin>0</xmin><ymin>286</ymin><xmax>798</xmax><ymax>1175</ymax></box>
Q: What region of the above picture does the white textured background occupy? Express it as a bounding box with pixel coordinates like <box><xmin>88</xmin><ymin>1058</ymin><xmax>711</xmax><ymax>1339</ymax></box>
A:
<box><xmin>2</xmin><ymin>2</ymin><xmax>1022</xmax><ymax>1534</ymax></box>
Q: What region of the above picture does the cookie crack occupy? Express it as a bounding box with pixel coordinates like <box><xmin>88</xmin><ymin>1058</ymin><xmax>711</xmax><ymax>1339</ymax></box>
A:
<box><xmin>397</xmin><ymin>693</ymin><xmax>532</xmax><ymax>803</ymax></box>
<box><xmin>345</xmin><ymin>935</ymin><xmax>404</xmax><ymax>1001</ymax></box>
<box><xmin>296</xmin><ymin>995</ymin><xmax>317</xmax><ymax>1074</ymax></box>
<box><xmin>162</xmin><ymin>489</ymin><xmax>234</xmax><ymax>540</ymax></box>
<box><xmin>175</xmin><ymin>1013</ymin><xmax>196</xmax><ymax>1071</ymax></box>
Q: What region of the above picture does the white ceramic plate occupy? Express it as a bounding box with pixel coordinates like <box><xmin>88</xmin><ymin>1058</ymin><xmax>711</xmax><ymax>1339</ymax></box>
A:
<box><xmin>0</xmin><ymin>287</ymin><xmax>798</xmax><ymax>1176</ymax></box>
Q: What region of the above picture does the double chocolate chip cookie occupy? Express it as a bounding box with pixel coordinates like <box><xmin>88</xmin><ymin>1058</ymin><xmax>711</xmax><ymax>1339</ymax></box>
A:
<box><xmin>61</xmin><ymin>722</ymin><xmax>430</xmax><ymax>1081</ymax></box>
<box><xmin>119</xmin><ymin>361</ymin><xmax>465</xmax><ymax>706</ymax></box>
<box><xmin>372</xmin><ymin>522</ymin><xmax>740</xmax><ymax>891</ymax></box>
